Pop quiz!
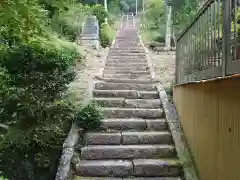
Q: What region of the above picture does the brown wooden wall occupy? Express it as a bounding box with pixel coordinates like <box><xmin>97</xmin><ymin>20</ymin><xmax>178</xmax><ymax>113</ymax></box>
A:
<box><xmin>173</xmin><ymin>77</ymin><xmax>240</xmax><ymax>180</ymax></box>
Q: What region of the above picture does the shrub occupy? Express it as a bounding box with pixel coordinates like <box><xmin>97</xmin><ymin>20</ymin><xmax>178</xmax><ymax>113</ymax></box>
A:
<box><xmin>0</xmin><ymin>38</ymin><xmax>78</xmax><ymax>125</ymax></box>
<box><xmin>165</xmin><ymin>84</ymin><xmax>174</xmax><ymax>103</ymax></box>
<box><xmin>75</xmin><ymin>101</ymin><xmax>103</xmax><ymax>131</ymax></box>
<box><xmin>99</xmin><ymin>23</ymin><xmax>114</xmax><ymax>48</ymax></box>
<box><xmin>51</xmin><ymin>4</ymin><xmax>90</xmax><ymax>41</ymax></box>
<box><xmin>0</xmin><ymin>100</ymin><xmax>75</xmax><ymax>180</ymax></box>
<box><xmin>91</xmin><ymin>4</ymin><xmax>108</xmax><ymax>25</ymax></box>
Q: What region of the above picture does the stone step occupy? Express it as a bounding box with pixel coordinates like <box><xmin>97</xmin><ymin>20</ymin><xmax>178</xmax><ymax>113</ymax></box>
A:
<box><xmin>80</xmin><ymin>145</ymin><xmax>175</xmax><ymax>160</ymax></box>
<box><xmin>123</xmin><ymin>178</ymin><xmax>181</xmax><ymax>180</ymax></box>
<box><xmin>84</xmin><ymin>131</ymin><xmax>172</xmax><ymax>145</ymax></box>
<box><xmin>110</xmin><ymin>47</ymin><xmax>143</xmax><ymax>50</ymax></box>
<box><xmin>92</xmin><ymin>90</ymin><xmax>159</xmax><ymax>99</ymax></box>
<box><xmin>74</xmin><ymin>177</ymin><xmax>182</xmax><ymax>180</ymax></box>
<box><xmin>95</xmin><ymin>98</ymin><xmax>161</xmax><ymax>109</ymax></box>
<box><xmin>122</xmin><ymin>131</ymin><xmax>172</xmax><ymax>145</ymax></box>
<box><xmin>104</xmin><ymin>66</ymin><xmax>149</xmax><ymax>71</ymax></box>
<box><xmin>106</xmin><ymin>60</ymin><xmax>147</xmax><ymax>64</ymax></box>
<box><xmin>108</xmin><ymin>53</ymin><xmax>145</xmax><ymax>56</ymax></box>
<box><xmin>103</xmin><ymin>73</ymin><xmax>151</xmax><ymax>80</ymax></box>
<box><xmin>109</xmin><ymin>50</ymin><xmax>145</xmax><ymax>54</ymax></box>
<box><xmin>108</xmin><ymin>53</ymin><xmax>146</xmax><ymax>57</ymax></box>
<box><xmin>100</xmin><ymin>119</ymin><xmax>168</xmax><ymax>131</ymax></box>
<box><xmin>103</xmin><ymin>108</ymin><xmax>164</xmax><ymax>119</ymax></box>
<box><xmin>95</xmin><ymin>77</ymin><xmax>155</xmax><ymax>84</ymax></box>
<box><xmin>107</xmin><ymin>57</ymin><xmax>146</xmax><ymax>61</ymax></box>
<box><xmin>105</xmin><ymin>63</ymin><xmax>148</xmax><ymax>68</ymax></box>
<box><xmin>133</xmin><ymin>159</ymin><xmax>181</xmax><ymax>177</ymax></box>
<box><xmin>74</xmin><ymin>159</ymin><xmax>180</xmax><ymax>177</ymax></box>
<box><xmin>75</xmin><ymin>160</ymin><xmax>133</xmax><ymax>177</ymax></box>
<box><xmin>94</xmin><ymin>82</ymin><xmax>156</xmax><ymax>91</ymax></box>
<box><xmin>103</xmin><ymin>70</ymin><xmax>150</xmax><ymax>76</ymax></box>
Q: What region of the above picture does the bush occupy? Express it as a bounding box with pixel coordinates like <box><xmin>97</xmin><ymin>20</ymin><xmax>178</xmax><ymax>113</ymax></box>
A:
<box><xmin>75</xmin><ymin>101</ymin><xmax>103</xmax><ymax>131</ymax></box>
<box><xmin>165</xmin><ymin>84</ymin><xmax>174</xmax><ymax>103</ymax></box>
<box><xmin>0</xmin><ymin>38</ymin><xmax>78</xmax><ymax>125</ymax></box>
<box><xmin>0</xmin><ymin>100</ymin><xmax>75</xmax><ymax>180</ymax></box>
<box><xmin>99</xmin><ymin>23</ymin><xmax>115</xmax><ymax>48</ymax></box>
<box><xmin>51</xmin><ymin>4</ymin><xmax>90</xmax><ymax>41</ymax></box>
<box><xmin>91</xmin><ymin>4</ymin><xmax>108</xmax><ymax>25</ymax></box>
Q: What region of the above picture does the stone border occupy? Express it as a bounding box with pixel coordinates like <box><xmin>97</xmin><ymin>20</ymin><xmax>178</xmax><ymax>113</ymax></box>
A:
<box><xmin>55</xmin><ymin>123</ymin><xmax>80</xmax><ymax>180</ymax></box>
<box><xmin>139</xmin><ymin>30</ymin><xmax>199</xmax><ymax>180</ymax></box>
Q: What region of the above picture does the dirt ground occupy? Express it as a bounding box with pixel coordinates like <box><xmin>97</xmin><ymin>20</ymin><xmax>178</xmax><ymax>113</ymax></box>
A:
<box><xmin>149</xmin><ymin>50</ymin><xmax>176</xmax><ymax>89</ymax></box>
<box><xmin>67</xmin><ymin>46</ymin><xmax>109</xmax><ymax>103</ymax></box>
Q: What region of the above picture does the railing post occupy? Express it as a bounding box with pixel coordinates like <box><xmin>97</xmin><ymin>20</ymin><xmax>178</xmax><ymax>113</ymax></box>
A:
<box><xmin>222</xmin><ymin>0</ymin><xmax>231</xmax><ymax>77</ymax></box>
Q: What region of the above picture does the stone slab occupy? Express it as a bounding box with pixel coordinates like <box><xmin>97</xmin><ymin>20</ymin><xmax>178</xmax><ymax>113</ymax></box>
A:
<box><xmin>100</xmin><ymin>119</ymin><xmax>147</xmax><ymax>131</ymax></box>
<box><xmin>94</xmin><ymin>82</ymin><xmax>157</xmax><ymax>91</ymax></box>
<box><xmin>75</xmin><ymin>160</ymin><xmax>133</xmax><ymax>177</ymax></box>
<box><xmin>84</xmin><ymin>132</ymin><xmax>121</xmax><ymax>145</ymax></box>
<box><xmin>133</xmin><ymin>159</ymin><xmax>181</xmax><ymax>177</ymax></box>
<box><xmin>103</xmin><ymin>108</ymin><xmax>164</xmax><ymax>119</ymax></box>
<box><xmin>122</xmin><ymin>131</ymin><xmax>172</xmax><ymax>145</ymax></box>
<box><xmin>81</xmin><ymin>145</ymin><xmax>175</xmax><ymax>159</ymax></box>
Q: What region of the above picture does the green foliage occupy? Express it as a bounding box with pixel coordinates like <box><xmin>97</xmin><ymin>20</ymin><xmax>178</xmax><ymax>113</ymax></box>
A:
<box><xmin>0</xmin><ymin>176</ymin><xmax>9</xmax><ymax>180</ymax></box>
<box><xmin>51</xmin><ymin>3</ymin><xmax>91</xmax><ymax>41</ymax></box>
<box><xmin>0</xmin><ymin>100</ymin><xmax>75</xmax><ymax>179</ymax></box>
<box><xmin>165</xmin><ymin>84</ymin><xmax>174</xmax><ymax>103</ymax></box>
<box><xmin>91</xmin><ymin>4</ymin><xmax>108</xmax><ymax>25</ymax></box>
<box><xmin>100</xmin><ymin>23</ymin><xmax>115</xmax><ymax>47</ymax></box>
<box><xmin>0</xmin><ymin>0</ymin><xmax>110</xmax><ymax>179</ymax></box>
<box><xmin>75</xmin><ymin>101</ymin><xmax>103</xmax><ymax>131</ymax></box>
<box><xmin>0</xmin><ymin>0</ymin><xmax>101</xmax><ymax>179</ymax></box>
<box><xmin>0</xmin><ymin>38</ymin><xmax>78</xmax><ymax>125</ymax></box>
<box><xmin>172</xmin><ymin>0</ymin><xmax>198</xmax><ymax>36</ymax></box>
<box><xmin>140</xmin><ymin>0</ymin><xmax>167</xmax><ymax>42</ymax></box>
<box><xmin>0</xmin><ymin>0</ymin><xmax>49</xmax><ymax>46</ymax></box>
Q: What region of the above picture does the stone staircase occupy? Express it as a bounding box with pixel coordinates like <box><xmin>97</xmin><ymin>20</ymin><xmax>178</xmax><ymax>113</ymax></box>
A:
<box><xmin>72</xmin><ymin>17</ymin><xmax>183</xmax><ymax>180</ymax></box>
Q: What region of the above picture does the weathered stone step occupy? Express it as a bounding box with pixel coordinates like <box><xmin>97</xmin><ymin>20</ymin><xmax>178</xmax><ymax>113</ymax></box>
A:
<box><xmin>108</xmin><ymin>53</ymin><xmax>145</xmax><ymax>56</ymax></box>
<box><xmin>123</xmin><ymin>178</ymin><xmax>181</xmax><ymax>180</ymax></box>
<box><xmin>74</xmin><ymin>177</ymin><xmax>182</xmax><ymax>180</ymax></box>
<box><xmin>103</xmin><ymin>108</ymin><xmax>164</xmax><ymax>119</ymax></box>
<box><xmin>95</xmin><ymin>77</ymin><xmax>155</xmax><ymax>84</ymax></box>
<box><xmin>109</xmin><ymin>50</ymin><xmax>145</xmax><ymax>54</ymax></box>
<box><xmin>108</xmin><ymin>53</ymin><xmax>146</xmax><ymax>57</ymax></box>
<box><xmin>107</xmin><ymin>57</ymin><xmax>146</xmax><ymax>61</ymax></box>
<box><xmin>106</xmin><ymin>60</ymin><xmax>147</xmax><ymax>64</ymax></box>
<box><xmin>105</xmin><ymin>62</ymin><xmax>148</xmax><ymax>68</ymax></box>
<box><xmin>103</xmin><ymin>73</ymin><xmax>151</xmax><ymax>80</ymax></box>
<box><xmin>94</xmin><ymin>82</ymin><xmax>156</xmax><ymax>91</ymax></box>
<box><xmin>73</xmin><ymin>177</ymin><xmax>121</xmax><ymax>180</ymax></box>
<box><xmin>84</xmin><ymin>131</ymin><xmax>172</xmax><ymax>145</ymax></box>
<box><xmin>94</xmin><ymin>98</ymin><xmax>161</xmax><ymax>109</ymax></box>
<box><xmin>133</xmin><ymin>159</ymin><xmax>181</xmax><ymax>177</ymax></box>
<box><xmin>74</xmin><ymin>159</ymin><xmax>180</xmax><ymax>177</ymax></box>
<box><xmin>75</xmin><ymin>160</ymin><xmax>133</xmax><ymax>177</ymax></box>
<box><xmin>122</xmin><ymin>131</ymin><xmax>172</xmax><ymax>145</ymax></box>
<box><xmin>81</xmin><ymin>145</ymin><xmax>175</xmax><ymax>159</ymax></box>
<box><xmin>113</xmin><ymin>46</ymin><xmax>143</xmax><ymax>49</ymax></box>
<box><xmin>104</xmin><ymin>66</ymin><xmax>149</xmax><ymax>71</ymax></box>
<box><xmin>92</xmin><ymin>90</ymin><xmax>159</xmax><ymax>99</ymax></box>
<box><xmin>103</xmin><ymin>69</ymin><xmax>150</xmax><ymax>75</ymax></box>
<box><xmin>110</xmin><ymin>47</ymin><xmax>143</xmax><ymax>49</ymax></box>
<box><xmin>100</xmin><ymin>119</ymin><xmax>168</xmax><ymax>131</ymax></box>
